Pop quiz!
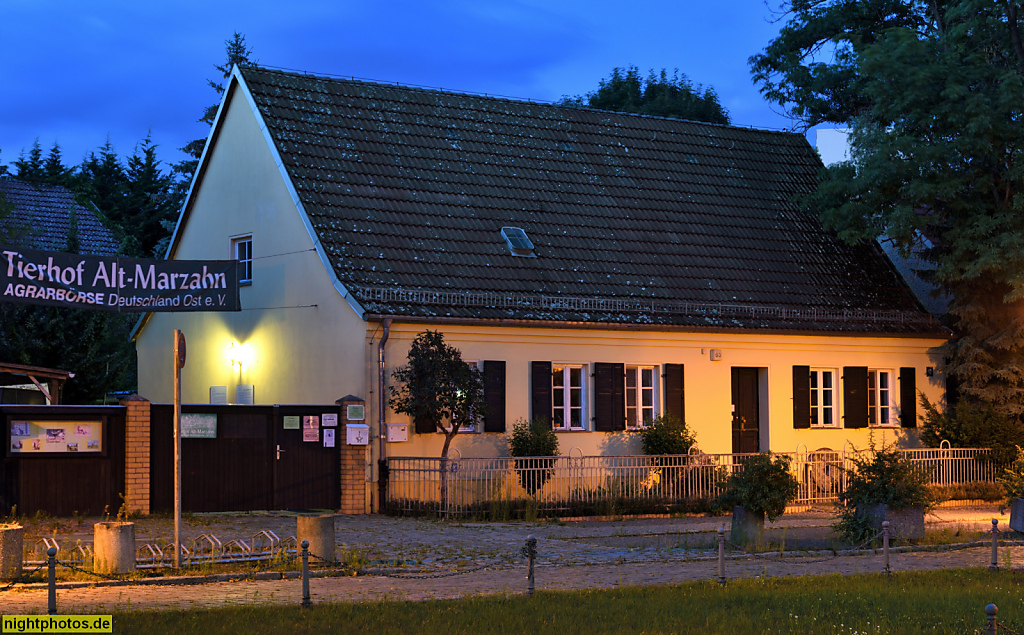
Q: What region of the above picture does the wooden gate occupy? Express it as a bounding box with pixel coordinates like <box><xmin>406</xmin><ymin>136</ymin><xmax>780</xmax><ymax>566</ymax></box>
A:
<box><xmin>1</xmin><ymin>405</ymin><xmax>125</xmax><ymax>516</ymax></box>
<box><xmin>150</xmin><ymin>404</ymin><xmax>341</xmax><ymax>513</ymax></box>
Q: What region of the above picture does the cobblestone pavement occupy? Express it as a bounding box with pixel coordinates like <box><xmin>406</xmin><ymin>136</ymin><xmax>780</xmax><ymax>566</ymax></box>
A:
<box><xmin>2</xmin><ymin>504</ymin><xmax>1017</xmax><ymax>613</ymax></box>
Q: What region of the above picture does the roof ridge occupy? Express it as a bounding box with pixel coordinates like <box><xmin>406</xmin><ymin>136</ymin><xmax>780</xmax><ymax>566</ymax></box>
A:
<box><xmin>242</xmin><ymin>64</ymin><xmax>802</xmax><ymax>137</ymax></box>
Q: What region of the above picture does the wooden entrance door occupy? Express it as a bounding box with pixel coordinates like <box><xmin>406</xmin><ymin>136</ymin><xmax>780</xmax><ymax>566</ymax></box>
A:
<box><xmin>731</xmin><ymin>368</ymin><xmax>760</xmax><ymax>454</ymax></box>
<box><xmin>272</xmin><ymin>408</ymin><xmax>340</xmax><ymax>510</ymax></box>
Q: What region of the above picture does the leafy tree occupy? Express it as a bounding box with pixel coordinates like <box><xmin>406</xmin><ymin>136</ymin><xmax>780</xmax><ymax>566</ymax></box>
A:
<box><xmin>920</xmin><ymin>395</ymin><xmax>1024</xmax><ymax>463</ymax></box>
<box><xmin>561</xmin><ymin>66</ymin><xmax>729</xmax><ymax>124</ymax></box>
<box><xmin>389</xmin><ymin>330</ymin><xmax>487</xmax><ymax>459</ymax></box>
<box><xmin>174</xmin><ymin>32</ymin><xmax>255</xmax><ymax>192</ymax></box>
<box><xmin>751</xmin><ymin>1</ymin><xmax>1024</xmax><ymax>418</ymax></box>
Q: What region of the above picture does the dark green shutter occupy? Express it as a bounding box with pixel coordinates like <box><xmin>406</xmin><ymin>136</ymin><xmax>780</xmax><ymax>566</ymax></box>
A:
<box><xmin>793</xmin><ymin>365</ymin><xmax>810</xmax><ymax>429</ymax></box>
<box><xmin>900</xmin><ymin>367</ymin><xmax>917</xmax><ymax>428</ymax></box>
<box><xmin>531</xmin><ymin>361</ymin><xmax>552</xmax><ymax>426</ymax></box>
<box><xmin>482</xmin><ymin>360</ymin><xmax>506</xmax><ymax>433</ymax></box>
<box><xmin>594</xmin><ymin>363</ymin><xmax>625</xmax><ymax>432</ymax></box>
<box><xmin>663</xmin><ymin>364</ymin><xmax>685</xmax><ymax>424</ymax></box>
<box><xmin>414</xmin><ymin>415</ymin><xmax>434</xmax><ymax>435</ymax></box>
<box><xmin>843</xmin><ymin>366</ymin><xmax>868</xmax><ymax>429</ymax></box>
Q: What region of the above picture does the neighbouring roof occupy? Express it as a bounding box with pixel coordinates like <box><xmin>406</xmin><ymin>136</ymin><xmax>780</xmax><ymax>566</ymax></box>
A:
<box><xmin>0</xmin><ymin>179</ymin><xmax>119</xmax><ymax>256</ymax></box>
<box><xmin>232</xmin><ymin>66</ymin><xmax>940</xmax><ymax>334</ymax></box>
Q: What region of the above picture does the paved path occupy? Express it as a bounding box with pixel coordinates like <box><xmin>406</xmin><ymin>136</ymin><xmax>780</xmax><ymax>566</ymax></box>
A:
<box><xmin>1</xmin><ymin>505</ymin><xmax>1017</xmax><ymax>613</ymax></box>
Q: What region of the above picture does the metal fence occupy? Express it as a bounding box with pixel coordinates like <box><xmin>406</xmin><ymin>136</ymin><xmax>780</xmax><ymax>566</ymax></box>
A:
<box><xmin>385</xmin><ymin>447</ymin><xmax>1001</xmax><ymax>516</ymax></box>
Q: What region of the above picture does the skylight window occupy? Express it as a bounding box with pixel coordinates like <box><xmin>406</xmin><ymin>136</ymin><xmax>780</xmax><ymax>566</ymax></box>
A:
<box><xmin>501</xmin><ymin>226</ymin><xmax>536</xmax><ymax>257</ymax></box>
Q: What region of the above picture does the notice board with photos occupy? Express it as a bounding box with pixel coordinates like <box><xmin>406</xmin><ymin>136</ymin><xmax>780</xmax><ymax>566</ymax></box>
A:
<box><xmin>7</xmin><ymin>418</ymin><xmax>105</xmax><ymax>455</ymax></box>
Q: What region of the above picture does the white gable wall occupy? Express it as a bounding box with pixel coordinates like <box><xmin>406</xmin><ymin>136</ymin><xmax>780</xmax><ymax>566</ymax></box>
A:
<box><xmin>136</xmin><ymin>85</ymin><xmax>368</xmax><ymax>405</ymax></box>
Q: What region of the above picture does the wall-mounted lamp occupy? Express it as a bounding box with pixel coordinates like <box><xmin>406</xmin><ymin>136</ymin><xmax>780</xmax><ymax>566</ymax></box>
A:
<box><xmin>227</xmin><ymin>342</ymin><xmax>254</xmax><ymax>369</ymax></box>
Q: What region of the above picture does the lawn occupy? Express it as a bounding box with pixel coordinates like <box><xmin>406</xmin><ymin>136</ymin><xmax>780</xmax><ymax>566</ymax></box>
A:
<box><xmin>110</xmin><ymin>569</ymin><xmax>1021</xmax><ymax>634</ymax></box>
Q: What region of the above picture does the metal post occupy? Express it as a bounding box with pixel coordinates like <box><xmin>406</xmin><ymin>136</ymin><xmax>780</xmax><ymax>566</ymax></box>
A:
<box><xmin>301</xmin><ymin>540</ymin><xmax>311</xmax><ymax>608</ymax></box>
<box><xmin>717</xmin><ymin>526</ymin><xmax>726</xmax><ymax>586</ymax></box>
<box><xmin>173</xmin><ymin>330</ymin><xmax>182</xmax><ymax>569</ymax></box>
<box><xmin>991</xmin><ymin>519</ymin><xmax>999</xmax><ymax>571</ymax></box>
<box><xmin>985</xmin><ymin>603</ymin><xmax>998</xmax><ymax>635</ymax></box>
<box><xmin>882</xmin><ymin>521</ymin><xmax>890</xmax><ymax>575</ymax></box>
<box><xmin>47</xmin><ymin>546</ymin><xmax>57</xmax><ymax>615</ymax></box>
<box><xmin>526</xmin><ymin>534</ymin><xmax>537</xmax><ymax>596</ymax></box>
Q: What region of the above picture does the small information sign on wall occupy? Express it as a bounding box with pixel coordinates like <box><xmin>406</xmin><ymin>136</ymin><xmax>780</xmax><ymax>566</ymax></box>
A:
<box><xmin>322</xmin><ymin>413</ymin><xmax>338</xmax><ymax>427</ymax></box>
<box><xmin>9</xmin><ymin>420</ymin><xmax>104</xmax><ymax>454</ymax></box>
<box><xmin>209</xmin><ymin>386</ymin><xmax>227</xmax><ymax>405</ymax></box>
<box><xmin>283</xmin><ymin>416</ymin><xmax>300</xmax><ymax>430</ymax></box>
<box><xmin>323</xmin><ymin>428</ymin><xmax>335</xmax><ymax>448</ymax></box>
<box><xmin>346</xmin><ymin>405</ymin><xmax>365</xmax><ymax>421</ymax></box>
<box><xmin>236</xmin><ymin>384</ymin><xmax>254</xmax><ymax>405</ymax></box>
<box><xmin>346</xmin><ymin>423</ymin><xmax>370</xmax><ymax>445</ymax></box>
<box><xmin>181</xmin><ymin>413</ymin><xmax>217</xmax><ymax>439</ymax></box>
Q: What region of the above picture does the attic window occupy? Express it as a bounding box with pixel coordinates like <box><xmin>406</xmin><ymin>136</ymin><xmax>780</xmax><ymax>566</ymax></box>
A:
<box><xmin>501</xmin><ymin>227</ymin><xmax>536</xmax><ymax>257</ymax></box>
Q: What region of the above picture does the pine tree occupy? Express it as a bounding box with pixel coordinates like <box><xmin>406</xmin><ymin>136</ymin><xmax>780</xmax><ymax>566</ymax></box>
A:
<box><xmin>13</xmin><ymin>140</ymin><xmax>46</xmax><ymax>182</ymax></box>
<box><xmin>43</xmin><ymin>142</ymin><xmax>72</xmax><ymax>187</ymax></box>
<box><xmin>560</xmin><ymin>66</ymin><xmax>729</xmax><ymax>124</ymax></box>
<box><xmin>173</xmin><ymin>32</ymin><xmax>255</xmax><ymax>192</ymax></box>
<box><xmin>123</xmin><ymin>135</ymin><xmax>177</xmax><ymax>256</ymax></box>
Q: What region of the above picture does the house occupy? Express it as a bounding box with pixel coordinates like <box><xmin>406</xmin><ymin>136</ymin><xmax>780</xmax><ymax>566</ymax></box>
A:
<box><xmin>134</xmin><ymin>66</ymin><xmax>948</xmax><ymax>474</ymax></box>
<box><xmin>0</xmin><ymin>178</ymin><xmax>119</xmax><ymax>255</ymax></box>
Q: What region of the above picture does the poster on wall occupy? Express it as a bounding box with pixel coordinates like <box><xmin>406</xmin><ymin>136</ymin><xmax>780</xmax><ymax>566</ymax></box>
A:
<box><xmin>302</xmin><ymin>415</ymin><xmax>319</xmax><ymax>442</ymax></box>
<box><xmin>9</xmin><ymin>420</ymin><xmax>103</xmax><ymax>454</ymax></box>
<box><xmin>323</xmin><ymin>429</ymin><xmax>335</xmax><ymax>448</ymax></box>
<box><xmin>322</xmin><ymin>413</ymin><xmax>337</xmax><ymax>427</ymax></box>
<box><xmin>283</xmin><ymin>416</ymin><xmax>300</xmax><ymax>430</ymax></box>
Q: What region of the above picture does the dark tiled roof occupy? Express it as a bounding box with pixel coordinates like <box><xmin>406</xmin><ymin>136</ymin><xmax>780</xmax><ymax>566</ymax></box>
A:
<box><xmin>239</xmin><ymin>66</ymin><xmax>937</xmax><ymax>334</ymax></box>
<box><xmin>0</xmin><ymin>179</ymin><xmax>119</xmax><ymax>255</ymax></box>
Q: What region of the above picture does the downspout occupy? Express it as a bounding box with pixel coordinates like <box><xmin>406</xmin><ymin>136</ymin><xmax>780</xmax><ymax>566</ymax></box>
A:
<box><xmin>376</xmin><ymin>318</ymin><xmax>391</xmax><ymax>512</ymax></box>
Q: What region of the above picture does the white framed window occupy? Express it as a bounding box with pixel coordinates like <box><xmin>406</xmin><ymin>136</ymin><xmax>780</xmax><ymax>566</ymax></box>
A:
<box><xmin>869</xmin><ymin>369</ymin><xmax>894</xmax><ymax>426</ymax></box>
<box><xmin>626</xmin><ymin>365</ymin><xmax>658</xmax><ymax>429</ymax></box>
<box><xmin>552</xmin><ymin>364</ymin><xmax>586</xmax><ymax>430</ymax></box>
<box><xmin>810</xmin><ymin>369</ymin><xmax>838</xmax><ymax>428</ymax></box>
<box><xmin>232</xmin><ymin>236</ymin><xmax>252</xmax><ymax>285</ymax></box>
<box><xmin>447</xmin><ymin>361</ymin><xmax>482</xmax><ymax>434</ymax></box>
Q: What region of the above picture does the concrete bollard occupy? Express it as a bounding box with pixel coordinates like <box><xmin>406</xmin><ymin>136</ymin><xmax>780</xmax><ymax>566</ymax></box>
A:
<box><xmin>93</xmin><ymin>522</ymin><xmax>135</xmax><ymax>574</ymax></box>
<box><xmin>717</xmin><ymin>526</ymin><xmax>726</xmax><ymax>586</ymax></box>
<box><xmin>991</xmin><ymin>519</ymin><xmax>999</xmax><ymax>571</ymax></box>
<box><xmin>0</xmin><ymin>523</ymin><xmax>24</xmax><ymax>581</ymax></box>
<box><xmin>297</xmin><ymin>515</ymin><xmax>336</xmax><ymax>564</ymax></box>
<box><xmin>882</xmin><ymin>521</ymin><xmax>890</xmax><ymax>575</ymax></box>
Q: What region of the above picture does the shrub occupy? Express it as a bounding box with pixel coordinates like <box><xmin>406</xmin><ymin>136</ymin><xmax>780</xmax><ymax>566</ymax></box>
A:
<box><xmin>637</xmin><ymin>413</ymin><xmax>696</xmax><ymax>456</ymax></box>
<box><xmin>996</xmin><ymin>446</ymin><xmax>1024</xmax><ymax>513</ymax></box>
<box><xmin>833</xmin><ymin>446</ymin><xmax>931</xmax><ymax>544</ymax></box>
<box><xmin>507</xmin><ymin>418</ymin><xmax>560</xmax><ymax>496</ymax></box>
<box><xmin>921</xmin><ymin>395</ymin><xmax>1024</xmax><ymax>463</ymax></box>
<box><xmin>713</xmin><ymin>453</ymin><xmax>798</xmax><ymax>522</ymax></box>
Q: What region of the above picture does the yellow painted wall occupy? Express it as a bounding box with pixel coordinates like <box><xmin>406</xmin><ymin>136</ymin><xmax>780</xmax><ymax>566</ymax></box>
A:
<box><xmin>136</xmin><ymin>83</ymin><xmax>368</xmax><ymax>405</ymax></box>
<box><xmin>373</xmin><ymin>322</ymin><xmax>946</xmax><ymax>461</ymax></box>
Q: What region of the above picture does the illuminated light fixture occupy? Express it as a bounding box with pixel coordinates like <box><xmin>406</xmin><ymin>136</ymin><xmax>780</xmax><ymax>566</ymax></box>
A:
<box><xmin>227</xmin><ymin>342</ymin><xmax>254</xmax><ymax>369</ymax></box>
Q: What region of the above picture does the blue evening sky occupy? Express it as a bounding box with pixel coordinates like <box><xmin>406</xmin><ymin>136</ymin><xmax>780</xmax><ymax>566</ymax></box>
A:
<box><xmin>0</xmin><ymin>0</ymin><xmax>799</xmax><ymax>173</ymax></box>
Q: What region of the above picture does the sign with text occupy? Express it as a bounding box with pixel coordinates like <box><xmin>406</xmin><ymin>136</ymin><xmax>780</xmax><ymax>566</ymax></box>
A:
<box><xmin>0</xmin><ymin>246</ymin><xmax>240</xmax><ymax>312</ymax></box>
<box><xmin>181</xmin><ymin>413</ymin><xmax>217</xmax><ymax>439</ymax></box>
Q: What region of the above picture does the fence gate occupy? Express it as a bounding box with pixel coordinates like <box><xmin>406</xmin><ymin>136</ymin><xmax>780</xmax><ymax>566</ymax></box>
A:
<box><xmin>151</xmin><ymin>404</ymin><xmax>341</xmax><ymax>513</ymax></box>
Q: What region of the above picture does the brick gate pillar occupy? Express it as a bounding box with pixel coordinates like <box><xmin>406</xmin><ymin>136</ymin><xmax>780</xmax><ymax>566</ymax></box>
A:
<box><xmin>120</xmin><ymin>394</ymin><xmax>151</xmax><ymax>515</ymax></box>
<box><xmin>338</xmin><ymin>396</ymin><xmax>370</xmax><ymax>514</ymax></box>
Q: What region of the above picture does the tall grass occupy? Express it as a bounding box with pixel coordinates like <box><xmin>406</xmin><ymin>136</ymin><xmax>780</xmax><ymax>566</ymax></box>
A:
<box><xmin>110</xmin><ymin>569</ymin><xmax>1021</xmax><ymax>634</ymax></box>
